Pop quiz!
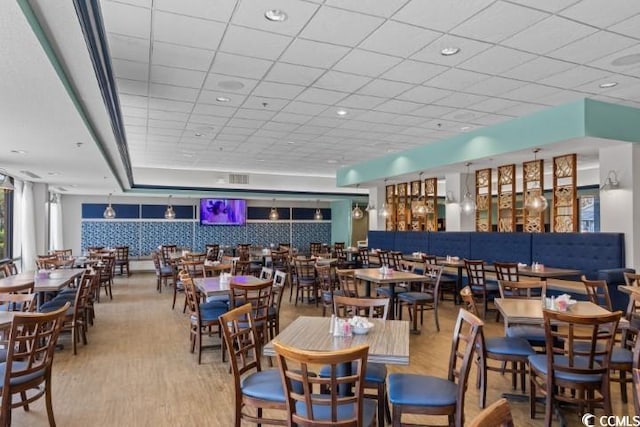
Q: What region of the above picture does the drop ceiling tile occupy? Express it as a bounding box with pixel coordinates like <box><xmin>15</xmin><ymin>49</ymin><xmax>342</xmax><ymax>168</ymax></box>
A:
<box><xmin>501</xmin><ymin>15</ymin><xmax>597</xmax><ymax>55</ymax></box>
<box><xmin>371</xmin><ymin>123</ymin><xmax>407</xmax><ymax>134</ymax></box>
<box><xmin>506</xmin><ymin>0</ymin><xmax>581</xmax><ymax>12</ymax></box>
<box><xmin>296</xmin><ymin>125</ymin><xmax>332</xmax><ymax>135</ymax></box>
<box><xmin>150</xmin><ymin>65</ymin><xmax>206</xmax><ymax>88</ymax></box>
<box><xmin>265</xmin><ymin>63</ymin><xmax>325</xmax><ymax>86</ymax></box>
<box><xmin>458</xmin><ymin>46</ymin><xmax>536</xmax><ymax>74</ymax></box>
<box><xmin>243</xmin><ymin>96</ymin><xmax>290</xmax><ymax>111</ymax></box>
<box><xmin>333</xmin><ymin>49</ymin><xmax>402</xmax><ymax>77</ymax></box>
<box><xmin>356</xmin><ymin>111</ymin><xmax>402</xmax><ymax>123</ymax></box>
<box><xmin>340</xmin><ymin>120</ymin><xmax>380</xmax><ymax>131</ymax></box>
<box><xmin>314</xmin><ymin>71</ymin><xmax>371</xmax><ymax>93</ymax></box>
<box><xmin>192</xmin><ymin>103</ymin><xmax>236</xmax><ymax>117</ymax></box>
<box><xmin>112</xmin><ymin>59</ymin><xmax>149</xmax><ymax>82</ymax></box>
<box><xmin>337</xmin><ymin>94</ymin><xmax>386</xmax><ymax>109</ymax></box>
<box><xmin>535</xmin><ymin>89</ymin><xmax>586</xmax><ymax>105</ymax></box>
<box><xmin>147</xmin><ymin>118</ymin><xmax>185</xmax><ymax>129</ymax></box>
<box><xmin>410</xmin><ymin>104</ymin><xmax>457</xmax><ymax>118</ymax></box>
<box><xmin>325</xmin><ymin>0</ymin><xmax>407</xmax><ymax>17</ymax></box>
<box><xmin>198</xmin><ymin>90</ymin><xmax>247</xmax><ymax>106</ymax></box>
<box><xmin>147</xmin><ymin>126</ymin><xmax>183</xmax><ymax>137</ymax></box>
<box><xmin>465</xmin><ymin>76</ymin><xmax>526</xmax><ymax>96</ymax></box>
<box><xmin>123</xmin><ymin>116</ymin><xmax>148</xmax><ymax>127</ymax></box>
<box><xmin>210</xmin><ymin>53</ymin><xmax>273</xmax><ymax>80</ymax></box>
<box><xmin>296</xmin><ymin>88</ymin><xmax>348</xmax><ymax>105</ymax></box>
<box><xmin>203</xmin><ymin>73</ymin><xmax>258</xmax><ymax>94</ymax></box>
<box><xmin>151</xmin><ymin>42</ymin><xmax>214</xmax><ymax>71</ymax></box>
<box><xmin>466</xmin><ymin>114</ymin><xmax>513</xmax><ymax>126</ymax></box>
<box><xmin>393</xmin><ymin>0</ymin><xmax>494</xmax><ymax>32</ymax></box>
<box><xmin>357</xmin><ymin>79</ymin><xmax>413</xmax><ymax>98</ymax></box>
<box><xmin>495</xmin><ymin>102</ymin><xmax>546</xmax><ymax>117</ymax></box>
<box><xmin>150</xmin><ymin>83</ymin><xmax>199</xmax><ymax>101</ymax></box>
<box><xmin>410</xmin><ymin>34</ymin><xmax>492</xmax><ymax>66</ymax></box>
<box><xmin>501</xmin><ymin>83</ymin><xmax>560</xmax><ymax>102</ymax></box>
<box><xmin>609</xmin><ymin>14</ymin><xmax>640</xmax><ymax>39</ymax></box>
<box><xmin>395</xmin><ymin>86</ymin><xmax>449</xmax><ymax>104</ymax></box>
<box><xmin>232</xmin><ymin>0</ymin><xmax>319</xmax><ymax>35</ymax></box>
<box><xmin>102</xmin><ymin>2</ymin><xmax>150</xmax><ymax>39</ymax></box>
<box><xmin>470</xmin><ymin>98</ymin><xmax>523</xmax><ymax>113</ymax></box>
<box><xmin>502</xmin><ymin>56</ymin><xmax>575</xmax><ymax>81</ymax></box>
<box><xmin>234</xmin><ymin>109</ymin><xmax>277</xmax><ymax>121</ymax></box>
<box><xmin>280</xmin><ymin>39</ymin><xmax>350</xmax><ymax>68</ymax></box>
<box><xmin>219</xmin><ymin>25</ymin><xmax>292</xmax><ymax>60</ymax></box>
<box><xmin>549</xmin><ymin>31</ymin><xmax>638</xmax><ymax>64</ymax></box>
<box><xmin>253</xmin><ymin>82</ymin><xmax>305</xmax><ymax>99</ymax></box>
<box><xmin>154</xmin><ymin>0</ymin><xmax>236</xmax><ymax>21</ymax></box>
<box><xmin>560</xmin><ymin>0</ymin><xmax>640</xmax><ymax>28</ymax></box>
<box><xmin>360</xmin><ymin>21</ymin><xmax>441</xmax><ymax>58</ymax></box>
<box><xmin>424</xmin><ymin>68</ymin><xmax>490</xmax><ymax>91</ymax></box>
<box><xmin>187</xmin><ymin>115</ymin><xmax>229</xmax><ymax>126</ymax></box>
<box><xmin>117</xmin><ymin>78</ymin><xmax>148</xmax><ymax>96</ymax></box>
<box><xmin>272</xmin><ymin>112</ymin><xmax>313</xmax><ymax>124</ymax></box>
<box><xmin>581</xmin><ymin>45</ymin><xmax>640</xmax><ymax>73</ymax></box>
<box><xmin>153</xmin><ymin>11</ymin><xmax>225</xmax><ymax>49</ymax></box>
<box><xmin>254</xmin><ymin>129</ymin><xmax>289</xmax><ymax>139</ymax></box>
<box><xmin>391</xmin><ymin>115</ymin><xmax>428</xmax><ymax>126</ymax></box>
<box><xmin>381</xmin><ymin>60</ymin><xmax>448</xmax><ymax>84</ymax></box>
<box><xmin>281</xmin><ymin>101</ymin><xmax>328</xmax><ymax>115</ymax></box>
<box><xmin>451</xmin><ymin>1</ymin><xmax>548</xmax><ymax>43</ymax></box>
<box><xmin>540</xmin><ymin>66</ymin><xmax>610</xmax><ymax>88</ymax></box>
<box><xmin>309</xmin><ymin>117</ymin><xmax>345</xmax><ymax>128</ymax></box>
<box><xmin>107</xmin><ymin>34</ymin><xmax>150</xmax><ymax>62</ymax></box>
<box><xmin>434</xmin><ymin>92</ymin><xmax>487</xmax><ymax>109</ymax></box>
<box><xmin>575</xmin><ymin>75</ymin><xmax>640</xmax><ymax>95</ymax></box>
<box><xmin>300</xmin><ymin>6</ymin><xmax>384</xmax><ymax>47</ymax></box>
<box><xmin>262</xmin><ymin>122</ymin><xmax>299</xmax><ymax>132</ymax></box>
<box><xmin>374</xmin><ymin>99</ymin><xmax>422</xmax><ymax>114</ymax></box>
<box><xmin>442</xmin><ymin>109</ymin><xmax>484</xmax><ymax>122</ymax></box>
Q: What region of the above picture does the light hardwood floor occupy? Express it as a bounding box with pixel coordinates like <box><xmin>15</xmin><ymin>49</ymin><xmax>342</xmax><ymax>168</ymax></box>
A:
<box><xmin>9</xmin><ymin>273</ymin><xmax>633</xmax><ymax>426</ymax></box>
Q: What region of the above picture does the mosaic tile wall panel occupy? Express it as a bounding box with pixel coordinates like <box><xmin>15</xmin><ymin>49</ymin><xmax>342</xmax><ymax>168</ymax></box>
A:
<box><xmin>247</xmin><ymin>222</ymin><xmax>291</xmax><ymax>247</ymax></box>
<box><xmin>140</xmin><ymin>222</ymin><xmax>193</xmax><ymax>255</ymax></box>
<box><xmin>292</xmin><ymin>222</ymin><xmax>332</xmax><ymax>255</ymax></box>
<box><xmin>81</xmin><ymin>222</ymin><xmax>141</xmax><ymax>256</ymax></box>
<box><xmin>193</xmin><ymin>224</ymin><xmax>248</xmax><ymax>252</ymax></box>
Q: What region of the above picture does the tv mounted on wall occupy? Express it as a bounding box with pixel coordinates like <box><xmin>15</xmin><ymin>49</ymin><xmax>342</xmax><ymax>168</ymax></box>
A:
<box><xmin>200</xmin><ymin>199</ymin><xmax>246</xmax><ymax>225</ymax></box>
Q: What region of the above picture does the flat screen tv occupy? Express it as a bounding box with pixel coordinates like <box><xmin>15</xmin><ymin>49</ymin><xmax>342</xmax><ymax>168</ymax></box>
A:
<box><xmin>200</xmin><ymin>199</ymin><xmax>246</xmax><ymax>225</ymax></box>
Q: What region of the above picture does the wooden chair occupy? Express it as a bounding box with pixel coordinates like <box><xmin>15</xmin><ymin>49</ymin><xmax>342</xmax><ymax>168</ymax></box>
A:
<box><xmin>582</xmin><ymin>275</ymin><xmax>613</xmax><ymax>310</ymax></box>
<box><xmin>332</xmin><ymin>295</ymin><xmax>390</xmax><ymax>426</ymax></box>
<box><xmin>36</xmin><ymin>255</ymin><xmax>58</xmax><ymax>270</ymax></box>
<box><xmin>274</xmin><ymin>341</ymin><xmax>375</xmax><ymax>427</ymax></box>
<box><xmin>293</xmin><ymin>257</ymin><xmax>317</xmax><ymax>306</ymax></box>
<box><xmin>267</xmin><ymin>270</ymin><xmax>287</xmax><ymax>341</ymax></box>
<box><xmin>220</xmin><ymin>303</ymin><xmax>287</xmax><ymax>426</ymax></box>
<box><xmin>52</xmin><ymin>249</ymin><xmax>72</xmax><ymax>260</ymax></box>
<box><xmin>182</xmin><ymin>274</ymin><xmax>227</xmax><ymax>364</ymax></box>
<box><xmin>316</xmin><ymin>264</ymin><xmax>336</xmax><ymax>317</ymax></box>
<box><xmin>336</xmin><ymin>269</ymin><xmax>359</xmax><ymax>298</ymax></box>
<box><xmin>160</xmin><ymin>244</ymin><xmax>178</xmax><ymax>267</ymax></box>
<box><xmin>205</xmin><ymin>244</ymin><xmax>220</xmax><ymax>261</ymax></box>
<box><xmin>388</xmin><ymin>308</ymin><xmax>484</xmax><ymax>427</ymax></box>
<box><xmin>152</xmin><ymin>251</ymin><xmax>173</xmax><ymax>293</ymax></box>
<box><xmin>309</xmin><ymin>242</ymin><xmax>322</xmax><ymax>257</ymax></box>
<box><xmin>460</xmin><ymin>286</ymin><xmax>480</xmax><ymax>317</ymax></box>
<box><xmin>529</xmin><ymin>309</ymin><xmax>622</xmax><ymax>425</ymax></box>
<box><xmin>468</xmin><ymin>398</ymin><xmax>514</xmax><ymax>427</ymax></box>
<box><xmin>229</xmin><ymin>278</ymin><xmax>274</xmax><ymax>349</ymax></box>
<box><xmin>493</xmin><ymin>262</ymin><xmax>519</xmax><ymax>281</ymax></box>
<box><xmin>608</xmin><ymin>291</ymin><xmax>640</xmax><ymax>404</ymax></box>
<box><xmin>464</xmin><ymin>259</ymin><xmax>499</xmax><ymax>320</ymax></box>
<box><xmin>0</xmin><ymin>293</ymin><xmax>36</xmax><ymax>313</ymax></box>
<box><xmin>96</xmin><ymin>255</ymin><xmax>115</xmax><ymax>301</ymax></box>
<box><xmin>358</xmin><ymin>247</ymin><xmax>373</xmax><ymax>268</ymax></box>
<box><xmin>0</xmin><ymin>303</ymin><xmax>69</xmax><ymax>426</ymax></box>
<box><xmin>259</xmin><ymin>266</ymin><xmax>274</xmax><ymax>280</ymax></box>
<box><xmin>114</xmin><ymin>246</ymin><xmax>130</xmax><ymax>276</ymax></box>
<box><xmin>176</xmin><ymin>260</ymin><xmax>205</xmax><ymax>312</ymax></box>
<box><xmin>378</xmin><ymin>250</ymin><xmax>391</xmax><ymax>267</ymax></box>
<box><xmin>1</xmin><ymin>262</ymin><xmax>18</xmax><ymax>277</ymax></box>
<box><xmin>398</xmin><ymin>263</ymin><xmax>443</xmax><ymax>333</ymax></box>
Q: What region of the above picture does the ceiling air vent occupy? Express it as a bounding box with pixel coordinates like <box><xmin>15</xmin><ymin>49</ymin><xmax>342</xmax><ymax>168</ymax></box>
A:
<box><xmin>19</xmin><ymin>170</ymin><xmax>42</xmax><ymax>179</ymax></box>
<box><xmin>228</xmin><ymin>173</ymin><xmax>249</xmax><ymax>185</ymax></box>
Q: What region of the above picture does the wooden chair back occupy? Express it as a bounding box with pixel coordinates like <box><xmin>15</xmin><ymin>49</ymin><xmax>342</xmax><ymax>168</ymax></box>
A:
<box><xmin>421</xmin><ymin>254</ymin><xmax>437</xmax><ymax>265</ymax></box>
<box><xmin>498</xmin><ymin>280</ymin><xmax>546</xmax><ymax>299</ymax></box>
<box><xmin>493</xmin><ymin>262</ymin><xmax>519</xmax><ymax>281</ymax></box>
<box><xmin>219</xmin><ymin>303</ymin><xmax>263</xmax><ymax>384</ymax></box>
<box><xmin>337</xmin><ymin>269</ymin><xmax>359</xmax><ymax>298</ymax></box>
<box><xmin>181</xmin><ymin>260</ymin><xmax>205</xmax><ymax>279</ymax></box>
<box><xmin>309</xmin><ymin>242</ymin><xmax>322</xmax><ymax>257</ymax></box>
<box><xmin>273</xmin><ymin>340</ymin><xmax>369</xmax><ymax>427</ymax></box>
<box><xmin>625</xmin><ymin>272</ymin><xmax>640</xmax><ymax>287</ymax></box>
<box><xmin>230</xmin><ymin>279</ymin><xmax>274</xmax><ymax>331</ymax></box>
<box><xmin>581</xmin><ymin>275</ymin><xmax>613</xmax><ymax>310</ymax></box>
<box><xmin>378</xmin><ymin>250</ymin><xmax>390</xmax><ymax>267</ymax></box>
<box><xmin>270</xmin><ymin>271</ymin><xmax>287</xmax><ymax>318</ymax></box>
<box><xmin>181</xmin><ymin>275</ymin><xmax>201</xmax><ymax>322</ymax></box>
<box><xmin>334</xmin><ymin>295</ymin><xmax>389</xmax><ymax>319</ymax></box>
<box><xmin>0</xmin><ymin>293</ymin><xmax>37</xmax><ymax>312</ymax></box>
<box><xmin>468</xmin><ymin>398</ymin><xmax>514</xmax><ymax>427</ymax></box>
<box><xmin>52</xmin><ymin>249</ymin><xmax>73</xmax><ymax>260</ymax></box>
<box><xmin>294</xmin><ymin>257</ymin><xmax>316</xmax><ymax>282</ymax></box>
<box><xmin>358</xmin><ymin>248</ymin><xmax>370</xmax><ymax>266</ymax></box>
<box><xmin>36</xmin><ymin>255</ymin><xmax>58</xmax><ymax>270</ymax></box>
<box><xmin>115</xmin><ymin>246</ymin><xmax>129</xmax><ymax>261</ymax></box>
<box><xmin>421</xmin><ymin>264</ymin><xmax>443</xmax><ymax>295</ymax></box>
<box><xmin>464</xmin><ymin>259</ymin><xmax>487</xmax><ymax>287</ymax></box>
<box><xmin>259</xmin><ymin>267</ymin><xmax>274</xmax><ymax>280</ymax></box>
<box><xmin>1</xmin><ymin>262</ymin><xmax>18</xmax><ymax>277</ymax></box>
<box><xmin>333</xmin><ymin>242</ymin><xmax>345</xmax><ymax>250</ymax></box>
<box><xmin>459</xmin><ymin>286</ymin><xmax>480</xmax><ymax>321</ymax></box>
<box><xmin>184</xmin><ymin>252</ymin><xmax>206</xmax><ymax>263</ymax></box>
<box><xmin>389</xmin><ymin>251</ymin><xmax>404</xmax><ymax>271</ymax></box>
<box><xmin>205</xmin><ymin>244</ymin><xmax>219</xmax><ymax>261</ymax></box>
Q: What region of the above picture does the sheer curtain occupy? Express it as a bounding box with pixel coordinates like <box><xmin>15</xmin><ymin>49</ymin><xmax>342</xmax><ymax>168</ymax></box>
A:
<box><xmin>12</xmin><ymin>180</ymin><xmax>23</xmax><ymax>271</ymax></box>
<box><xmin>49</xmin><ymin>194</ymin><xmax>64</xmax><ymax>251</ymax></box>
<box><xmin>21</xmin><ymin>181</ymin><xmax>37</xmax><ymax>271</ymax></box>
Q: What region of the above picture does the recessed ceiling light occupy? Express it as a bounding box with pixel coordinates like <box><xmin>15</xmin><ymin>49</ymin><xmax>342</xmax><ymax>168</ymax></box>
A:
<box><xmin>258</xmin><ymin>159</ymin><xmax>265</xmax><ymax>162</ymax></box>
<box><xmin>441</xmin><ymin>47</ymin><xmax>461</xmax><ymax>56</ymax></box>
<box><xmin>194</xmin><ymin>132</ymin><xmax>203</xmax><ymax>137</ymax></box>
<box><xmin>599</xmin><ymin>82</ymin><xmax>618</xmax><ymax>89</ymax></box>
<box><xmin>218</xmin><ymin>80</ymin><xmax>245</xmax><ymax>91</ymax></box>
<box><xmin>386</xmin><ymin>149</ymin><xmax>395</xmax><ymax>153</ymax></box>
<box><xmin>287</xmin><ymin>141</ymin><xmax>295</xmax><ymax>144</ymax></box>
<box><xmin>216</xmin><ymin>96</ymin><xmax>230</xmax><ymax>102</ymax></box>
<box><xmin>336</xmin><ymin>109</ymin><xmax>348</xmax><ymax>116</ymax></box>
<box><xmin>10</xmin><ymin>150</ymin><xmax>27</xmax><ymax>154</ymax></box>
<box><xmin>182</xmin><ymin>152</ymin><xmax>194</xmax><ymax>158</ymax></box>
<box><xmin>611</xmin><ymin>53</ymin><xmax>640</xmax><ymax>66</ymax></box>
<box><xmin>327</xmin><ymin>160</ymin><xmax>338</xmax><ymax>164</ymax></box>
<box><xmin>47</xmin><ymin>172</ymin><xmax>60</xmax><ymax>176</ymax></box>
<box><xmin>265</xmin><ymin>9</ymin><xmax>287</xmax><ymax>22</ymax></box>
<box><xmin>461</xmin><ymin>126</ymin><xmax>471</xmax><ymax>132</ymax></box>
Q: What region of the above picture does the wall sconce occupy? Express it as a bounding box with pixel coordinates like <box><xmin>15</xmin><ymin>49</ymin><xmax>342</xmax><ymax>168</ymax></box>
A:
<box><xmin>600</xmin><ymin>170</ymin><xmax>620</xmax><ymax>191</ymax></box>
<box><xmin>445</xmin><ymin>191</ymin><xmax>456</xmax><ymax>204</ymax></box>
<box><xmin>103</xmin><ymin>193</ymin><xmax>116</xmax><ymax>219</ymax></box>
<box><xmin>164</xmin><ymin>195</ymin><xmax>176</xmax><ymax>219</ymax></box>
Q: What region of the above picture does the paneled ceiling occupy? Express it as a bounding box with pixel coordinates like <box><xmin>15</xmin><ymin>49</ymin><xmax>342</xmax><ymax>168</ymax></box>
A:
<box><xmin>3</xmin><ymin>0</ymin><xmax>640</xmax><ymax>195</ymax></box>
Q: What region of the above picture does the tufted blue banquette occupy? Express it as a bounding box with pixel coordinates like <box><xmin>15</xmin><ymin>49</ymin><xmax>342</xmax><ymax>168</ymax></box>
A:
<box><xmin>428</xmin><ymin>232</ymin><xmax>471</xmax><ymax>259</ymax></box>
<box><xmin>469</xmin><ymin>232</ymin><xmax>532</xmax><ymax>265</ymax></box>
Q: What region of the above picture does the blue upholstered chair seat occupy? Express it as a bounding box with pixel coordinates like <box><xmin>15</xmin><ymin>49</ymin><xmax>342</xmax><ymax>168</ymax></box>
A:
<box><xmin>376</xmin><ymin>286</ymin><xmax>408</xmax><ymax>296</ymax></box>
<box><xmin>0</xmin><ymin>362</ymin><xmax>45</xmax><ymax>387</ymax></box>
<box><xmin>609</xmin><ymin>347</ymin><xmax>633</xmax><ymax>365</ymax></box>
<box><xmin>240</xmin><ymin>369</ymin><xmax>285</xmax><ymax>402</ymax></box>
<box><xmin>388</xmin><ymin>374</ymin><xmax>457</xmax><ymax>406</ymax></box>
<box><xmin>58</xmin><ymin>286</ymin><xmax>78</xmax><ymax>295</ymax></box>
<box><xmin>506</xmin><ymin>325</ymin><xmax>546</xmax><ymax>343</ymax></box>
<box><xmin>318</xmin><ymin>361</ymin><xmax>387</xmax><ymax>384</ymax></box>
<box><xmin>0</xmin><ymin>349</ymin><xmax>6</xmax><ymax>363</ymax></box>
<box><xmin>205</xmin><ymin>295</ymin><xmax>230</xmax><ymax>305</ymax></box>
<box><xmin>485</xmin><ymin>337</ymin><xmax>535</xmax><ymax>356</ymax></box>
<box><xmin>195</xmin><ymin>300</ymin><xmax>227</xmax><ymax>322</ymax></box>
<box><xmin>39</xmin><ymin>298</ymin><xmax>73</xmax><ymax>312</ymax></box>
<box><xmin>160</xmin><ymin>266</ymin><xmax>173</xmax><ymax>275</ymax></box>
<box><xmin>397</xmin><ymin>291</ymin><xmax>434</xmax><ymax>303</ymax></box>
<box><xmin>471</xmin><ymin>281</ymin><xmax>499</xmax><ymax>292</ymax></box>
<box><xmin>295</xmin><ymin>396</ymin><xmax>376</xmax><ymax>425</ymax></box>
<box><xmin>528</xmin><ymin>354</ymin><xmax>603</xmax><ymax>382</ymax></box>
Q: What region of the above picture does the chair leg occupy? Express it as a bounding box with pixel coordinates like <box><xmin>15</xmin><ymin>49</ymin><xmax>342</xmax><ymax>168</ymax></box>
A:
<box><xmin>45</xmin><ymin>378</ymin><xmax>56</xmax><ymax>427</ymax></box>
<box><xmin>621</xmin><ymin>371</ymin><xmax>628</xmax><ymax>403</ymax></box>
<box><xmin>377</xmin><ymin>383</ymin><xmax>385</xmax><ymax>427</ymax></box>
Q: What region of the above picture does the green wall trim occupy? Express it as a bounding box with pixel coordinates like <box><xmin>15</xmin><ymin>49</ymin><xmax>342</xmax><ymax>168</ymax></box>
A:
<box><xmin>331</xmin><ymin>200</ymin><xmax>352</xmax><ymax>246</ymax></box>
<box><xmin>337</xmin><ymin>99</ymin><xmax>640</xmax><ymax>187</ymax></box>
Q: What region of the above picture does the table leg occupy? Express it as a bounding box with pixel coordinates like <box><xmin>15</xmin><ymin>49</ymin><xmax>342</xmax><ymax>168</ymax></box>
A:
<box><xmin>389</xmin><ymin>283</ymin><xmax>396</xmax><ymax>320</ymax></box>
<box><xmin>364</xmin><ymin>280</ymin><xmax>371</xmax><ymax>298</ymax></box>
<box><xmin>336</xmin><ymin>361</ymin><xmax>353</xmax><ymax>397</ymax></box>
<box><xmin>455</xmin><ymin>266</ymin><xmax>463</xmax><ymax>305</ymax></box>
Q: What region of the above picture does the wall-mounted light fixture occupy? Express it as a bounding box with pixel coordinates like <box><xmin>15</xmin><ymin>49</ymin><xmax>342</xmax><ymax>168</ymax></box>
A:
<box><xmin>445</xmin><ymin>191</ymin><xmax>456</xmax><ymax>204</ymax></box>
<box><xmin>600</xmin><ymin>170</ymin><xmax>620</xmax><ymax>191</ymax></box>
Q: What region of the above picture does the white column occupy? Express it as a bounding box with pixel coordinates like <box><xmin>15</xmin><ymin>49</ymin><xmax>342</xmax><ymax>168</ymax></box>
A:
<box><xmin>445</xmin><ymin>173</ymin><xmax>475</xmax><ymax>231</ymax></box>
<box><xmin>367</xmin><ymin>186</ymin><xmax>383</xmax><ymax>231</ymax></box>
<box><xmin>599</xmin><ymin>143</ymin><xmax>640</xmax><ymax>268</ymax></box>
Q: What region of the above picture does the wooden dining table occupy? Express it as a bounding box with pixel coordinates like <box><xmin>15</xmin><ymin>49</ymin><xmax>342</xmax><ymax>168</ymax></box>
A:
<box><xmin>194</xmin><ymin>275</ymin><xmax>264</xmax><ymax>297</ymax></box>
<box><xmin>354</xmin><ymin>268</ymin><xmax>432</xmax><ymax>319</ymax></box>
<box><xmin>0</xmin><ymin>268</ymin><xmax>85</xmax><ymax>293</ymax></box>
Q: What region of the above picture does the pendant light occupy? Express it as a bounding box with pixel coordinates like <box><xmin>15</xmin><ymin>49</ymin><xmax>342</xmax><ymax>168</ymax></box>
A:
<box><xmin>412</xmin><ymin>172</ymin><xmax>427</xmax><ymax>216</ymax></box>
<box><xmin>524</xmin><ymin>148</ymin><xmax>548</xmax><ymax>213</ymax></box>
<box><xmin>268</xmin><ymin>199</ymin><xmax>279</xmax><ymax>221</ymax></box>
<box><xmin>379</xmin><ymin>179</ymin><xmax>392</xmax><ymax>218</ymax></box>
<box><xmin>460</xmin><ymin>163</ymin><xmax>476</xmax><ymax>214</ymax></box>
<box><xmin>314</xmin><ymin>200</ymin><xmax>323</xmax><ymax>221</ymax></box>
<box><xmin>164</xmin><ymin>195</ymin><xmax>176</xmax><ymax>219</ymax></box>
<box><xmin>351</xmin><ymin>203</ymin><xmax>363</xmax><ymax>220</ymax></box>
<box><xmin>103</xmin><ymin>193</ymin><xmax>116</xmax><ymax>219</ymax></box>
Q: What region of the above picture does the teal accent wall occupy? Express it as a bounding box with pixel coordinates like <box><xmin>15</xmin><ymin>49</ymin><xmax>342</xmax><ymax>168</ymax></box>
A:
<box><xmin>331</xmin><ymin>200</ymin><xmax>352</xmax><ymax>246</ymax></box>
<box><xmin>337</xmin><ymin>99</ymin><xmax>640</xmax><ymax>187</ymax></box>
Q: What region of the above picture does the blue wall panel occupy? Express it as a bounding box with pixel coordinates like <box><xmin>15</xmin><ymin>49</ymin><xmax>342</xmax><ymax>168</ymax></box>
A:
<box><xmin>140</xmin><ymin>222</ymin><xmax>193</xmax><ymax>255</ymax></box>
<box><xmin>292</xmin><ymin>223</ymin><xmax>331</xmax><ymax>255</ymax></box>
<box><xmin>81</xmin><ymin>222</ymin><xmax>141</xmax><ymax>256</ymax></box>
<box><xmin>193</xmin><ymin>224</ymin><xmax>248</xmax><ymax>251</ymax></box>
<box><xmin>82</xmin><ymin>203</ymin><xmax>139</xmax><ymax>219</ymax></box>
<box><xmin>141</xmin><ymin>205</ymin><xmax>194</xmax><ymax>219</ymax></box>
<box><xmin>247</xmin><ymin>223</ymin><xmax>291</xmax><ymax>247</ymax></box>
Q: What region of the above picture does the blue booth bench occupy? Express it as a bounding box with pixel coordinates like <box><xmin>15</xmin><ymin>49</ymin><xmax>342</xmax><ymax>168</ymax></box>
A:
<box><xmin>367</xmin><ymin>231</ymin><xmax>631</xmax><ymax>311</ymax></box>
